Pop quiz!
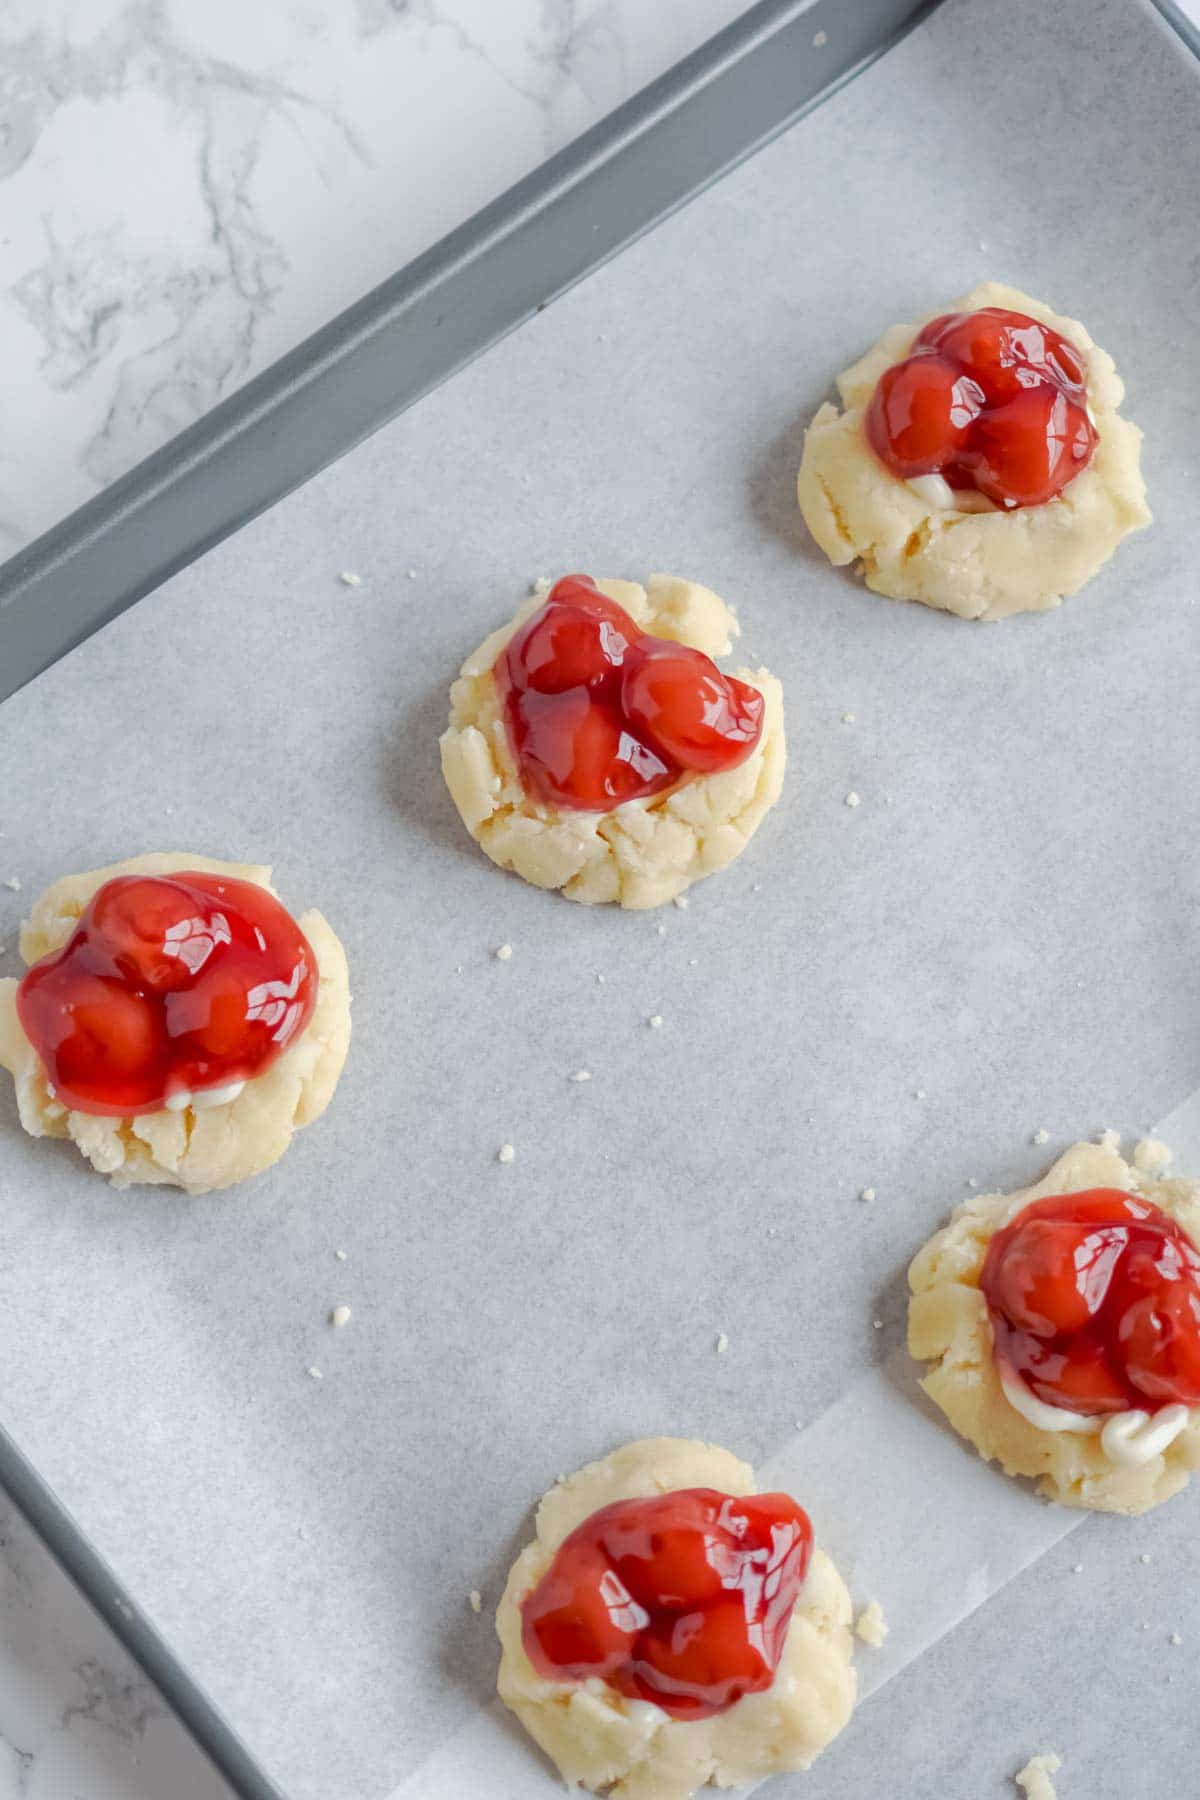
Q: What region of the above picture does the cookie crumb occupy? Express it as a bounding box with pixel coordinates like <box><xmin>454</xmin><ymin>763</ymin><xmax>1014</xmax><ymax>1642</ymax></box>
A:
<box><xmin>2</xmin><ymin>877</ymin><xmax>20</xmax><ymax>892</ymax></box>
<box><xmin>1032</xmin><ymin>1127</ymin><xmax>1050</xmax><ymax>1145</ymax></box>
<box><xmin>1072</xmin><ymin>1564</ymin><xmax>1083</xmax><ymax>1574</ymax></box>
<box><xmin>334</xmin><ymin>1249</ymin><xmax>348</xmax><ymax>1261</ymax></box>
<box><xmin>656</xmin><ymin>923</ymin><xmax>667</xmax><ymax>936</ymax></box>
<box><xmin>497</xmin><ymin>1143</ymin><xmax>516</xmax><ymax>1164</ymax></box>
<box><xmin>1097</xmin><ymin>1127</ymin><xmax>1121</xmax><ymax>1152</ymax></box>
<box><xmin>647</xmin><ymin>1014</ymin><xmax>664</xmax><ymax>1029</ymax></box>
<box><xmin>338</xmin><ymin>570</ymin><xmax>362</xmax><ymax>587</ymax></box>
<box><xmin>673</xmin><ymin>894</ymin><xmax>689</xmax><ymax>909</ymax></box>
<box><xmin>569</xmin><ymin>1070</ymin><xmax>592</xmax><ymax>1083</ymax></box>
<box><xmin>860</xmin><ymin>1186</ymin><xmax>876</xmax><ymax>1202</ymax></box>
<box><xmin>1139</xmin><ymin>1553</ymin><xmax>1152</xmax><ymax>1565</ymax></box>
<box><xmin>914</xmin><ymin>1088</ymin><xmax>926</xmax><ymax>1100</ymax></box>
<box><xmin>854</xmin><ymin>1600</ymin><xmax>889</xmax><ymax>1647</ymax></box>
<box><xmin>715</xmin><ymin>1332</ymin><xmax>729</xmax><ymax>1355</ymax></box>
<box><xmin>307</xmin><ymin>1366</ymin><xmax>324</xmax><ymax>1381</ymax></box>
<box><xmin>845</xmin><ymin>791</ymin><xmax>861</xmax><ymax>808</ymax></box>
<box><xmin>966</xmin><ymin>1177</ymin><xmax>978</xmax><ymax>1189</ymax></box>
<box><xmin>841</xmin><ymin>711</ymin><xmax>856</xmax><ymax>723</ymax></box>
<box><xmin>596</xmin><ymin>972</ymin><xmax>605</xmax><ymax>984</ymax></box>
<box><xmin>494</xmin><ymin>943</ymin><xmax>513</xmax><ymax>961</ymax></box>
<box><xmin>468</xmin><ymin>1589</ymin><xmax>483</xmax><ymax>1614</ymax></box>
<box><xmin>1133</xmin><ymin>1137</ymin><xmax>1172</xmax><ymax>1173</ymax></box>
<box><xmin>873</xmin><ymin>1318</ymin><xmax>883</xmax><ymax>1330</ymax></box>
<box><xmin>330</xmin><ymin>1305</ymin><xmax>352</xmax><ymax>1328</ymax></box>
<box><xmin>407</xmin><ymin>568</ymin><xmax>418</xmax><ymax>579</ymax></box>
<box><xmin>1015</xmin><ymin>1753</ymin><xmax>1061</xmax><ymax>1800</ymax></box>
<box><xmin>1170</xmin><ymin>1632</ymin><xmax>1183</xmax><ymax>1646</ymax></box>
<box><xmin>813</xmin><ymin>28</ymin><xmax>828</xmax><ymax>45</ymax></box>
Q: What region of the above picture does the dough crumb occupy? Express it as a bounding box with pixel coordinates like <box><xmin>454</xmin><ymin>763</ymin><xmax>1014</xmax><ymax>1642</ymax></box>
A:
<box><xmin>715</xmin><ymin>1332</ymin><xmax>730</xmax><ymax>1354</ymax></box>
<box><xmin>1133</xmin><ymin>1137</ymin><xmax>1172</xmax><ymax>1173</ymax></box>
<box><xmin>569</xmin><ymin>1070</ymin><xmax>592</xmax><ymax>1083</ymax></box>
<box><xmin>914</xmin><ymin>1088</ymin><xmax>927</xmax><ymax>1100</ymax></box>
<box><xmin>497</xmin><ymin>1143</ymin><xmax>516</xmax><ymax>1164</ymax></box>
<box><xmin>854</xmin><ymin>1600</ymin><xmax>889</xmax><ymax>1647</ymax></box>
<box><xmin>813</xmin><ymin>27</ymin><xmax>828</xmax><ymax>45</ymax></box>
<box><xmin>2</xmin><ymin>877</ymin><xmax>20</xmax><ymax>892</ymax></box>
<box><xmin>673</xmin><ymin>893</ymin><xmax>689</xmax><ymax>909</ymax></box>
<box><xmin>334</xmin><ymin>1248</ymin><xmax>348</xmax><ymax>1261</ymax></box>
<box><xmin>1032</xmin><ymin>1128</ymin><xmax>1050</xmax><ymax>1145</ymax></box>
<box><xmin>307</xmin><ymin>1366</ymin><xmax>324</xmax><ymax>1381</ymax></box>
<box><xmin>1015</xmin><ymin>1753</ymin><xmax>1062</xmax><ymax>1800</ymax></box>
<box><xmin>1072</xmin><ymin>1564</ymin><xmax>1083</xmax><ymax>1574</ymax></box>
<box><xmin>468</xmin><ymin>1589</ymin><xmax>483</xmax><ymax>1614</ymax></box>
<box><xmin>873</xmin><ymin>1318</ymin><xmax>883</xmax><ymax>1330</ymax></box>
<box><xmin>860</xmin><ymin>1186</ymin><xmax>876</xmax><ymax>1202</ymax></box>
<box><xmin>494</xmin><ymin>943</ymin><xmax>513</xmax><ymax>961</ymax></box>
<box><xmin>595</xmin><ymin>972</ymin><xmax>605</xmax><ymax>983</ymax></box>
<box><xmin>656</xmin><ymin>923</ymin><xmax>667</xmax><ymax>936</ymax></box>
<box><xmin>330</xmin><ymin>1305</ymin><xmax>352</xmax><ymax>1328</ymax></box>
<box><xmin>337</xmin><ymin>570</ymin><xmax>362</xmax><ymax>587</ymax></box>
<box><xmin>407</xmin><ymin>568</ymin><xmax>418</xmax><ymax>579</ymax></box>
<box><xmin>966</xmin><ymin>1177</ymin><xmax>978</xmax><ymax>1188</ymax></box>
<box><xmin>1097</xmin><ymin>1128</ymin><xmax>1121</xmax><ymax>1151</ymax></box>
<box><xmin>1139</xmin><ymin>1553</ymin><xmax>1152</xmax><ymax>1565</ymax></box>
<box><xmin>845</xmin><ymin>791</ymin><xmax>861</xmax><ymax>808</ymax></box>
<box><xmin>647</xmin><ymin>1014</ymin><xmax>664</xmax><ymax>1029</ymax></box>
<box><xmin>1170</xmin><ymin>1632</ymin><xmax>1183</xmax><ymax>1645</ymax></box>
<box><xmin>842</xmin><ymin>711</ymin><xmax>856</xmax><ymax>723</ymax></box>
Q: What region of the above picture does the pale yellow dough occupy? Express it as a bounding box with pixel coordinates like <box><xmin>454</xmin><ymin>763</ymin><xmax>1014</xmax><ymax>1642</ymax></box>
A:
<box><xmin>439</xmin><ymin>578</ymin><xmax>786</xmax><ymax>909</ymax></box>
<box><xmin>0</xmin><ymin>853</ymin><xmax>351</xmax><ymax>1194</ymax></box>
<box><xmin>496</xmin><ymin>1437</ymin><xmax>856</xmax><ymax>1799</ymax></box>
<box><xmin>908</xmin><ymin>1141</ymin><xmax>1200</xmax><ymax>1513</ymax></box>
<box><xmin>797</xmin><ymin>282</ymin><xmax>1151</xmax><ymax>620</ymax></box>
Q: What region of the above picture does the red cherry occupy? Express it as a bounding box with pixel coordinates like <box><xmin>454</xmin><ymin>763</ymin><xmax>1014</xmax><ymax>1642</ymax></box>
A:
<box><xmin>968</xmin><ymin>385</ymin><xmax>1096</xmax><ymax>509</ymax></box>
<box><xmin>625</xmin><ymin>1596</ymin><xmax>772</xmax><ymax>1719</ymax></box>
<box><xmin>600</xmin><ymin>1491</ymin><xmax>727</xmax><ymax>1612</ymax></box>
<box><xmin>917</xmin><ymin>308</ymin><xmax>1086</xmax><ymax>402</ymax></box>
<box><xmin>1014</xmin><ymin>1332</ymin><xmax>1132</xmax><ymax>1416</ymax></box>
<box><xmin>88</xmin><ymin>876</ymin><xmax>231</xmax><ymax>991</ymax></box>
<box><xmin>508</xmin><ymin>688</ymin><xmax>673</xmax><ymax>810</ymax></box>
<box><xmin>521</xmin><ymin>1541</ymin><xmax>644</xmax><ymax>1680</ymax></box>
<box><xmin>512</xmin><ymin>583</ymin><xmax>641</xmax><ymax>695</ymax></box>
<box><xmin>621</xmin><ymin>642</ymin><xmax>765</xmax><ymax>774</ymax></box>
<box><xmin>982</xmin><ymin>1217</ymin><xmax>1127</xmax><ymax>1338</ymax></box>
<box><xmin>1118</xmin><ymin>1282</ymin><xmax>1200</xmax><ymax>1407</ymax></box>
<box><xmin>34</xmin><ymin>969</ymin><xmax>164</xmax><ymax>1105</ymax></box>
<box><xmin>865</xmin><ymin>353</ymin><xmax>984</xmax><ymax>477</ymax></box>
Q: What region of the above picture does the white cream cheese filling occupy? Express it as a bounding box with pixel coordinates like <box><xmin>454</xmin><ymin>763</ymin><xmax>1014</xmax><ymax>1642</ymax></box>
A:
<box><xmin>163</xmin><ymin>1080</ymin><xmax>247</xmax><ymax>1113</ymax></box>
<box><xmin>998</xmin><ymin>1362</ymin><xmax>1191</xmax><ymax>1466</ymax></box>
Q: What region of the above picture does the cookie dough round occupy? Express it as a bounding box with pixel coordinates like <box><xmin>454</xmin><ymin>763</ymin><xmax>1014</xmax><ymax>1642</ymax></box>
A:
<box><xmin>797</xmin><ymin>282</ymin><xmax>1151</xmax><ymax>620</ymax></box>
<box><xmin>0</xmin><ymin>853</ymin><xmax>351</xmax><ymax>1194</ymax></box>
<box><xmin>440</xmin><ymin>577</ymin><xmax>786</xmax><ymax>909</ymax></box>
<box><xmin>908</xmin><ymin>1139</ymin><xmax>1200</xmax><ymax>1513</ymax></box>
<box><xmin>496</xmin><ymin>1437</ymin><xmax>856</xmax><ymax>1799</ymax></box>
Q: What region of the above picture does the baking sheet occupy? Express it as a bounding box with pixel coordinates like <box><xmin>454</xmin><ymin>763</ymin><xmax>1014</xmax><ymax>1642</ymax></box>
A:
<box><xmin>0</xmin><ymin>0</ymin><xmax>1198</xmax><ymax>1795</ymax></box>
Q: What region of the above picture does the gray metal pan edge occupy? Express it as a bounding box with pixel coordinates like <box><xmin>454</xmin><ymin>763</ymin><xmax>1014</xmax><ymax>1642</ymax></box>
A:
<box><xmin>0</xmin><ymin>0</ymin><xmax>942</xmax><ymax>705</ymax></box>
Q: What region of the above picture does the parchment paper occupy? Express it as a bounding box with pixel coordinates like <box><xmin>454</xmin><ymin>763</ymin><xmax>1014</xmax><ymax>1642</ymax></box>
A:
<box><xmin>0</xmin><ymin>0</ymin><xmax>1198</xmax><ymax>1795</ymax></box>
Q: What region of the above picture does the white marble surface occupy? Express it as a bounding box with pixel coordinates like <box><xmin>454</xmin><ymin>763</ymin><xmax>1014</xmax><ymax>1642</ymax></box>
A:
<box><xmin>0</xmin><ymin>0</ymin><xmax>750</xmax><ymax>560</ymax></box>
<box><xmin>3</xmin><ymin>0</ymin><xmax>1199</xmax><ymax>1796</ymax></box>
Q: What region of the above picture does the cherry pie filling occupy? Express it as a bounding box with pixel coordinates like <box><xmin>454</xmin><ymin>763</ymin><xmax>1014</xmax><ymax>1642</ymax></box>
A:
<box><xmin>494</xmin><ymin>576</ymin><xmax>765</xmax><ymax>812</ymax></box>
<box><xmin>865</xmin><ymin>307</ymin><xmax>1097</xmax><ymax>509</ymax></box>
<box><xmin>16</xmin><ymin>872</ymin><xmax>318</xmax><ymax>1116</ymax></box>
<box><xmin>520</xmin><ymin>1486</ymin><xmax>813</xmax><ymax>1720</ymax></box>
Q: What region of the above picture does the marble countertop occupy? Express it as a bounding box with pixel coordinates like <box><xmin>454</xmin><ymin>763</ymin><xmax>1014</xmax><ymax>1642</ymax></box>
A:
<box><xmin>3</xmin><ymin>0</ymin><xmax>1198</xmax><ymax>1796</ymax></box>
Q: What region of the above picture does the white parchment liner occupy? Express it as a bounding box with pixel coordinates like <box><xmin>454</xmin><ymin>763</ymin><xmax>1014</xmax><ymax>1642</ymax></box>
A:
<box><xmin>387</xmin><ymin>1089</ymin><xmax>1200</xmax><ymax>1796</ymax></box>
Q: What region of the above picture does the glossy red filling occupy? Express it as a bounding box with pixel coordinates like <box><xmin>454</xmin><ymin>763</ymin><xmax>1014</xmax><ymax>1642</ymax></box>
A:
<box><xmin>866</xmin><ymin>307</ymin><xmax>1097</xmax><ymax>508</ymax></box>
<box><xmin>16</xmin><ymin>872</ymin><xmax>317</xmax><ymax>1116</ymax></box>
<box><xmin>520</xmin><ymin>1487</ymin><xmax>812</xmax><ymax>1720</ymax></box>
<box><xmin>494</xmin><ymin>576</ymin><xmax>764</xmax><ymax>811</ymax></box>
<box><xmin>981</xmin><ymin>1188</ymin><xmax>1200</xmax><ymax>1416</ymax></box>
